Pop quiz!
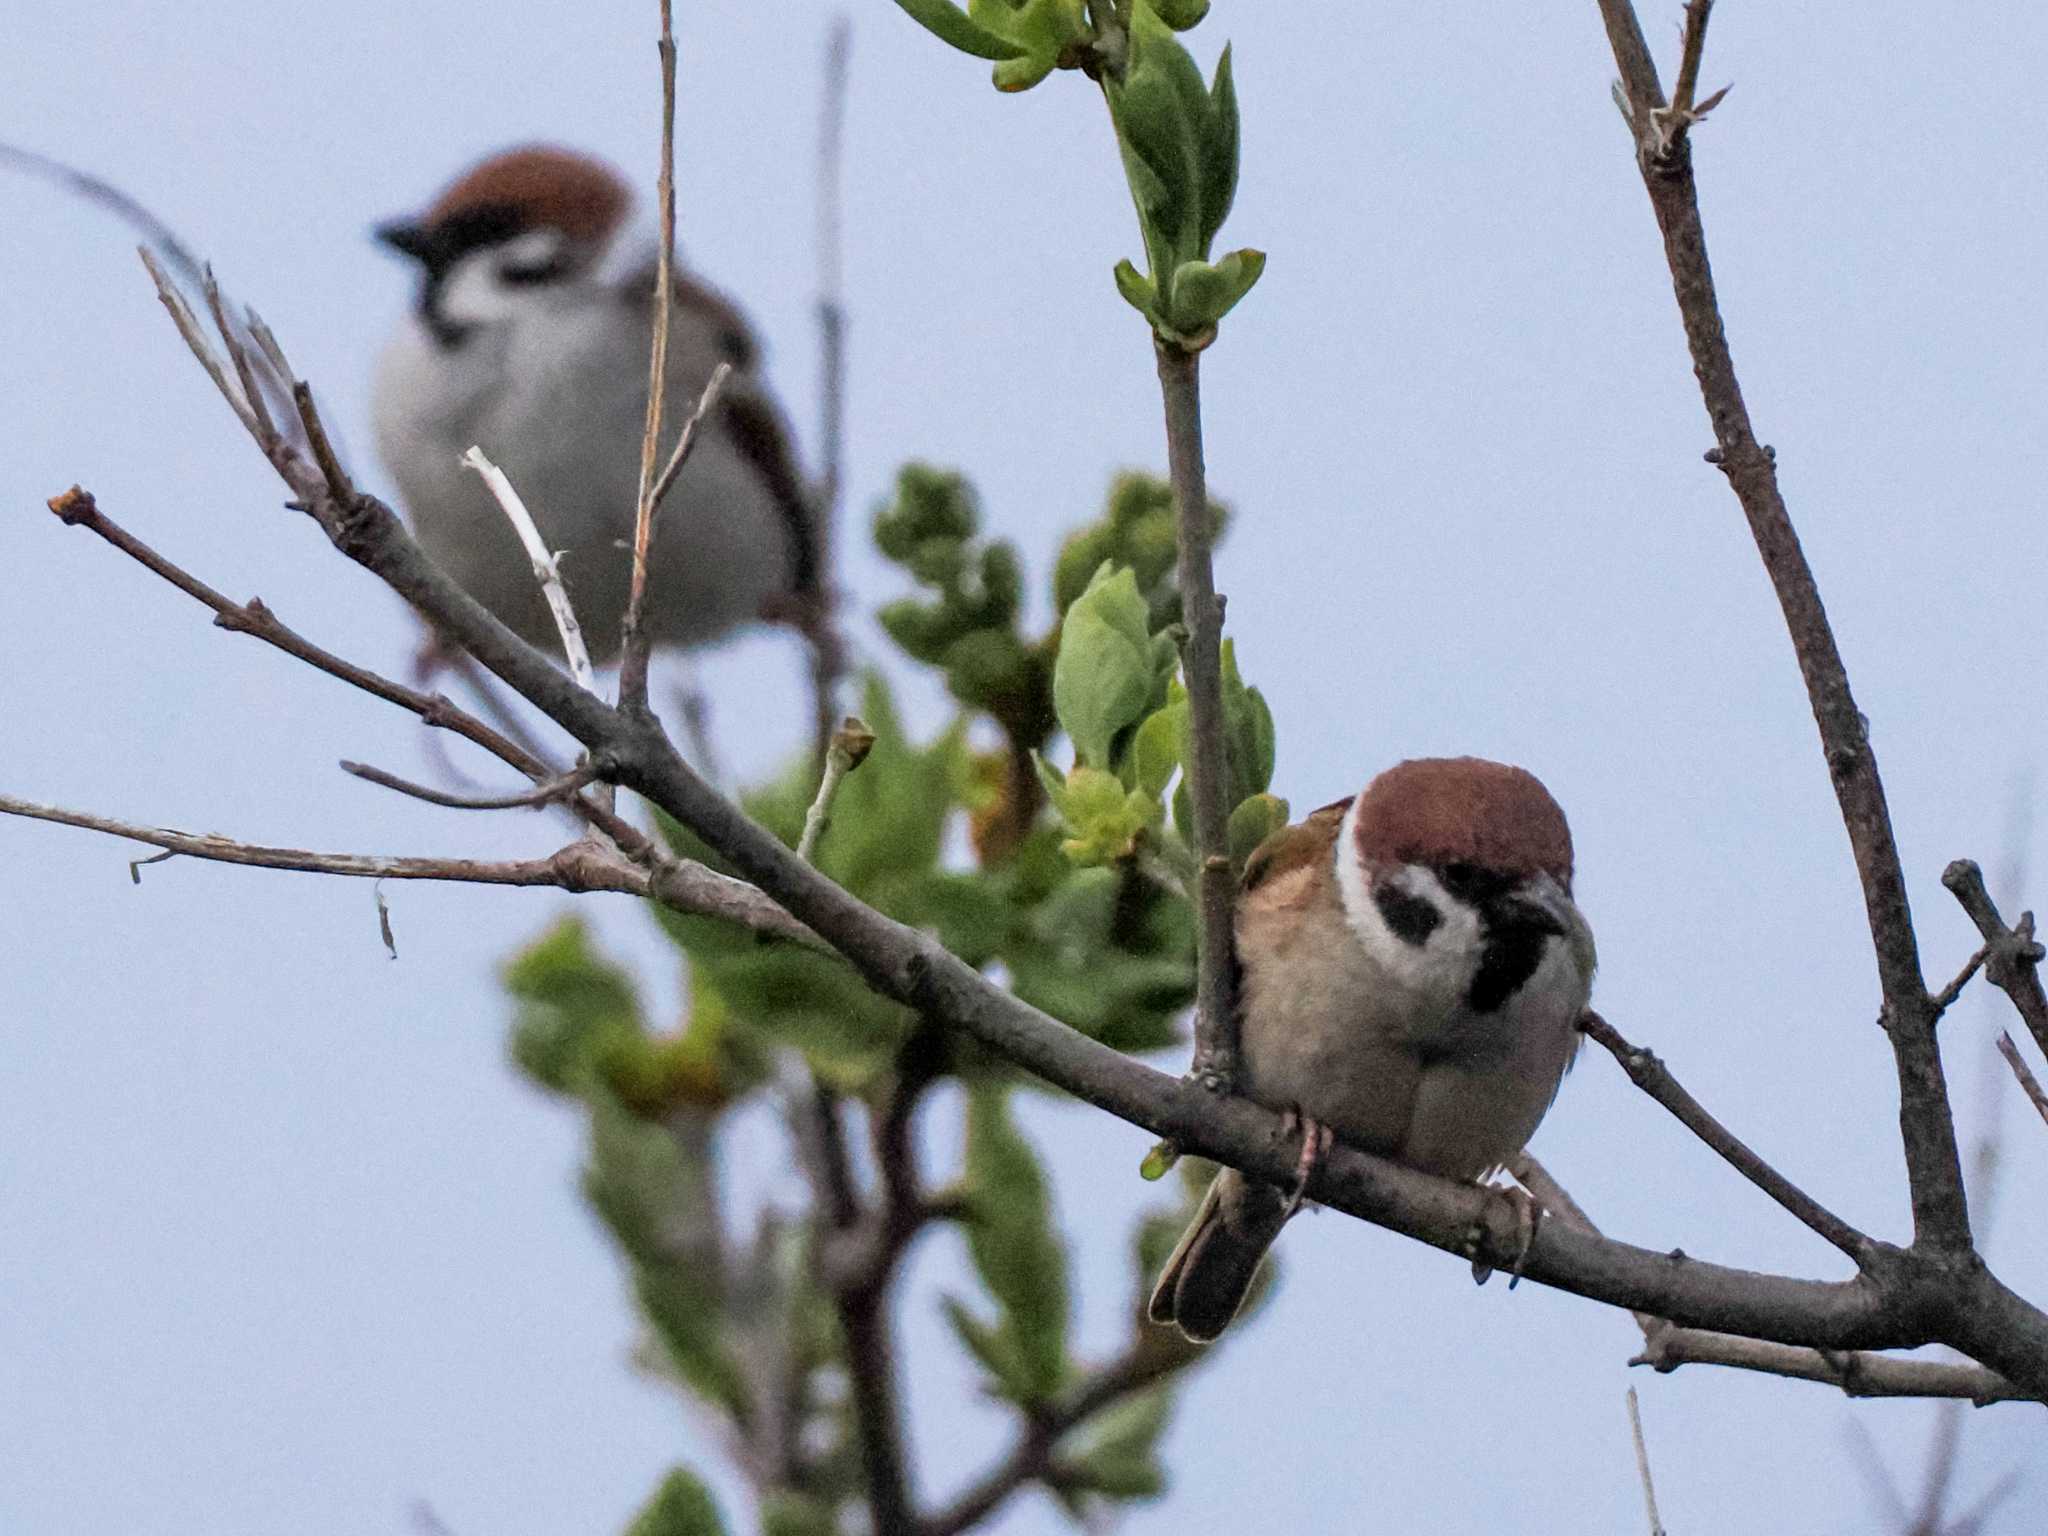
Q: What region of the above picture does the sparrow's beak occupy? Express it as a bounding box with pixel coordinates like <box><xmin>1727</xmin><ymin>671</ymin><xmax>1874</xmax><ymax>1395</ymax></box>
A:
<box><xmin>1496</xmin><ymin>877</ymin><xmax>1572</xmax><ymax>939</ymax></box>
<box><xmin>373</xmin><ymin>218</ymin><xmax>434</xmax><ymax>263</ymax></box>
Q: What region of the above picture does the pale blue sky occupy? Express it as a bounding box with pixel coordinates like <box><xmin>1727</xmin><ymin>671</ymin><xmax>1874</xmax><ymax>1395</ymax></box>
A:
<box><xmin>5</xmin><ymin>4</ymin><xmax>2045</xmax><ymax>1533</ymax></box>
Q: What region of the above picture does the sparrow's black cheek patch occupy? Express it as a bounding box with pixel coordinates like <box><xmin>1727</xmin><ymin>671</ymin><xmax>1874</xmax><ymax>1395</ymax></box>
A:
<box><xmin>1467</xmin><ymin>925</ymin><xmax>1548</xmax><ymax>1013</ymax></box>
<box><xmin>1373</xmin><ymin>883</ymin><xmax>1442</xmax><ymax>946</ymax></box>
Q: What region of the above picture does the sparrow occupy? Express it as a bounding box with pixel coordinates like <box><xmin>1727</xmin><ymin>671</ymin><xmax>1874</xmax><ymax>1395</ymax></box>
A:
<box><xmin>1149</xmin><ymin>756</ymin><xmax>1597</xmax><ymax>1342</ymax></box>
<box><xmin>371</xmin><ymin>144</ymin><xmax>821</xmax><ymax>661</ymax></box>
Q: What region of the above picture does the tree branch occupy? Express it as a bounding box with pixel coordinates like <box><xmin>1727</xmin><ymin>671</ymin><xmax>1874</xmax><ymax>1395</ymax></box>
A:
<box><xmin>1154</xmin><ymin>343</ymin><xmax>1238</xmax><ymax>1095</ymax></box>
<box><xmin>1514</xmin><ymin>1155</ymin><xmax>2033</xmax><ymax>1405</ymax></box>
<box><xmin>619</xmin><ymin>0</ymin><xmax>681</xmax><ymax>718</ymax></box>
<box><xmin>1942</xmin><ymin>858</ymin><xmax>2048</xmax><ymax>1064</ymax></box>
<box><xmin>1592</xmin><ymin>0</ymin><xmax>1969</xmax><ymax>1255</ymax></box>
<box><xmin>920</xmin><ymin>1343</ymin><xmax>1185</xmax><ymax>1536</ymax></box>
<box><xmin>1580</xmin><ymin>1011</ymin><xmax>1872</xmax><ymax>1262</ymax></box>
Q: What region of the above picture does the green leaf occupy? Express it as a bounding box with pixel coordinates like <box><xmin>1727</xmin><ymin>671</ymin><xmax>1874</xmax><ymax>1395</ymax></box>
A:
<box><xmin>1165</xmin><ymin>247</ymin><xmax>1265</xmax><ymax>334</ymax></box>
<box><xmin>1149</xmin><ymin>0</ymin><xmax>1211</xmax><ymax>27</ymax></box>
<box><xmin>1068</xmin><ymin>1392</ymin><xmax>1173</xmax><ymax>1499</ymax></box>
<box><xmin>941</xmin><ymin>1292</ymin><xmax>1032</xmax><ymax>1399</ymax></box>
<box><xmin>585</xmin><ymin>1098</ymin><xmax>747</xmax><ymax>1417</ymax></box>
<box><xmin>504</xmin><ymin>917</ymin><xmax>643</xmax><ymax>1096</ymax></box>
<box><xmin>1226</xmin><ymin>793</ymin><xmax>1290</xmax><ymax>875</ymax></box>
<box><xmin>1047</xmin><ymin>764</ymin><xmax>1158</xmax><ymax>866</ymax></box>
<box><xmin>1131</xmin><ymin>703</ymin><xmax>1182</xmax><ymax>798</ymax></box>
<box><xmin>963</xmin><ymin>1084</ymin><xmax>1070</xmax><ymax>1403</ymax></box>
<box><xmin>1053</xmin><ymin>563</ymin><xmax>1157</xmax><ymax>768</ymax></box>
<box><xmin>760</xmin><ymin>1493</ymin><xmax>837</xmax><ymax>1536</ymax></box>
<box><xmin>1112</xmin><ymin>258</ymin><xmax>1160</xmax><ymax>327</ymax></box>
<box><xmin>891</xmin><ymin>0</ymin><xmax>1029</xmax><ymax>60</ymax></box>
<box><xmin>1195</xmin><ymin>43</ymin><xmax>1239</xmax><ymax>251</ymax></box>
<box><xmin>625</xmin><ymin>1468</ymin><xmax>728</xmax><ymax>1536</ymax></box>
<box><xmin>1138</xmin><ymin>1140</ymin><xmax>1179</xmax><ymax>1181</ymax></box>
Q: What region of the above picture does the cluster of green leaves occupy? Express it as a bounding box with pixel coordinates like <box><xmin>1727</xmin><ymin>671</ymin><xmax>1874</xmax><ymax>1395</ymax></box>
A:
<box><xmin>891</xmin><ymin>0</ymin><xmax>1263</xmax><ymax>346</ymax></box>
<box><xmin>1039</xmin><ymin>558</ymin><xmax>1287</xmax><ymax>882</ymax></box>
<box><xmin>499</xmin><ymin>447</ymin><xmax>1289</xmax><ymax>1531</ymax></box>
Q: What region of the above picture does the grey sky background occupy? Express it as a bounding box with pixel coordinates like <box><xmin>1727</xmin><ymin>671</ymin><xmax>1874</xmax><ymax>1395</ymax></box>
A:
<box><xmin>6</xmin><ymin>3</ymin><xmax>2046</xmax><ymax>1533</ymax></box>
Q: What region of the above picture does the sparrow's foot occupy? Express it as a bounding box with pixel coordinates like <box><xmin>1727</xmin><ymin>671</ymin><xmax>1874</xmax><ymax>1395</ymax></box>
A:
<box><xmin>1467</xmin><ymin>1182</ymin><xmax>1544</xmax><ymax>1289</ymax></box>
<box><xmin>1279</xmin><ymin>1110</ymin><xmax>1333</xmax><ymax>1221</ymax></box>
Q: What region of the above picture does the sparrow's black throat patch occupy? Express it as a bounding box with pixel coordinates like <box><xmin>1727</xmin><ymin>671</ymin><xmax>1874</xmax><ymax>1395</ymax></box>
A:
<box><xmin>1465</xmin><ymin>885</ymin><xmax>1568</xmax><ymax>1014</ymax></box>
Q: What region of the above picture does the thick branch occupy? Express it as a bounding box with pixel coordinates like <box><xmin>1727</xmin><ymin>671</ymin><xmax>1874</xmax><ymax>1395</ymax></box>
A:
<box><xmin>1593</xmin><ymin>0</ymin><xmax>1967</xmax><ymax>1254</ymax></box>
<box><xmin>1155</xmin><ymin>344</ymin><xmax>1239</xmax><ymax>1093</ymax></box>
<box><xmin>1517</xmin><ymin>1156</ymin><xmax>2032</xmax><ymax>1405</ymax></box>
<box><xmin>1581</xmin><ymin>1012</ymin><xmax>1870</xmax><ymax>1262</ymax></box>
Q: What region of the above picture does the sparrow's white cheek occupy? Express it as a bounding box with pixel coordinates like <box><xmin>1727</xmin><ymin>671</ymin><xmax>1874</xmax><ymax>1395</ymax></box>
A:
<box><xmin>1334</xmin><ymin>801</ymin><xmax>1485</xmax><ymax>1011</ymax></box>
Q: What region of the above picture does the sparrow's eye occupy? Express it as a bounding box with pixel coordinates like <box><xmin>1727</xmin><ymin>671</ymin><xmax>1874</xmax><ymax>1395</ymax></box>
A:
<box><xmin>1436</xmin><ymin>861</ymin><xmax>1512</xmax><ymax>904</ymax></box>
<box><xmin>497</xmin><ymin>250</ymin><xmax>571</xmax><ymax>287</ymax></box>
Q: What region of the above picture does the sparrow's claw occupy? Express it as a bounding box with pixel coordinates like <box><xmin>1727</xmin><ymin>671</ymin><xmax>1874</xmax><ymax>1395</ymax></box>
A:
<box><xmin>1467</xmin><ymin>1181</ymin><xmax>1544</xmax><ymax>1288</ymax></box>
<box><xmin>1280</xmin><ymin>1110</ymin><xmax>1333</xmax><ymax>1221</ymax></box>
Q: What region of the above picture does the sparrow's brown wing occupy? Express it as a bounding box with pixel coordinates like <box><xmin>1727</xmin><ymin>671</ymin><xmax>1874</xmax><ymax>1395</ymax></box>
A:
<box><xmin>616</xmin><ymin>260</ymin><xmax>823</xmax><ymax>604</ymax></box>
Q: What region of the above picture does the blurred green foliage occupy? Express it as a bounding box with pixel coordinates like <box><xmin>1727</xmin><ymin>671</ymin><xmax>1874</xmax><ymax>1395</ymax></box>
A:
<box><xmin>504</xmin><ymin>337</ymin><xmax>1281</xmax><ymax>1536</ymax></box>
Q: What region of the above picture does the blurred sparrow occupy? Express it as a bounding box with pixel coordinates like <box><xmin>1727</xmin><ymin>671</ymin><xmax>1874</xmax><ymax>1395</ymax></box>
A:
<box><xmin>1149</xmin><ymin>756</ymin><xmax>1596</xmax><ymax>1342</ymax></box>
<box><xmin>372</xmin><ymin>144</ymin><xmax>820</xmax><ymax>660</ymax></box>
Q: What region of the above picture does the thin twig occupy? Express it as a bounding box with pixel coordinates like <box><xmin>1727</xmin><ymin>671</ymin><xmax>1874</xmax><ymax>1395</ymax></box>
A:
<box><xmin>619</xmin><ymin>0</ymin><xmax>682</xmax><ymax>718</ymax></box>
<box><xmin>1154</xmin><ymin>344</ymin><xmax>1238</xmax><ymax>1095</ymax></box>
<box><xmin>784</xmin><ymin>712</ymin><xmax>911</xmax><ymax>1535</ymax></box>
<box><xmin>803</xmin><ymin>13</ymin><xmax>855</xmax><ymax>765</ymax></box>
<box><xmin>1581</xmin><ymin>1011</ymin><xmax>1870</xmax><ymax>1262</ymax></box>
<box><xmin>43</xmin><ymin>487</ymin><xmax>556</xmax><ymax>783</ymax></box>
<box><xmin>645</xmin><ymin>361</ymin><xmax>734</xmax><ymax>517</ymax></box>
<box><xmin>1931</xmin><ymin>944</ymin><xmax>1990</xmax><ymax>1016</ymax></box>
<box><xmin>920</xmin><ymin>1344</ymin><xmax>1184</xmax><ymax>1536</ymax></box>
<box><xmin>1943</xmin><ymin>859</ymin><xmax>2048</xmax><ymax>1064</ymax></box>
<box><xmin>1625</xmin><ymin>1388</ymin><xmax>1667</xmax><ymax>1536</ymax></box>
<box><xmin>815</xmin><ymin>14</ymin><xmax>850</xmax><ymax>523</ymax></box>
<box><xmin>1593</xmin><ymin>0</ymin><xmax>1968</xmax><ymax>1257</ymax></box>
<box><xmin>461</xmin><ymin>447</ymin><xmax>597</xmax><ymax>692</ymax></box>
<box><xmin>796</xmin><ymin>716</ymin><xmax>876</xmax><ymax>863</ymax></box>
<box><xmin>0</xmin><ymin>791</ymin><xmax>818</xmax><ymax>946</ymax></box>
<box><xmin>1995</xmin><ymin>1033</ymin><xmax>2048</xmax><ymax>1131</ymax></box>
<box><xmin>341</xmin><ymin>760</ymin><xmax>599</xmax><ymax>811</ymax></box>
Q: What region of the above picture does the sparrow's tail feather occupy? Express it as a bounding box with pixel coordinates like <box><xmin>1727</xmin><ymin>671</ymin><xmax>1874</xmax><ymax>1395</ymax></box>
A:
<box><xmin>1147</xmin><ymin>1169</ymin><xmax>1290</xmax><ymax>1343</ymax></box>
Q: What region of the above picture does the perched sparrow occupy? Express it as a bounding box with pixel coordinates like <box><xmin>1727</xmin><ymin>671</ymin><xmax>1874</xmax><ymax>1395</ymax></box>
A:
<box><xmin>372</xmin><ymin>145</ymin><xmax>819</xmax><ymax>660</ymax></box>
<box><xmin>1149</xmin><ymin>756</ymin><xmax>1596</xmax><ymax>1342</ymax></box>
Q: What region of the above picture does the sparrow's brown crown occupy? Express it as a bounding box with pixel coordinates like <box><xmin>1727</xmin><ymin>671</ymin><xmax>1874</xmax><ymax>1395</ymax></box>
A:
<box><xmin>1349</xmin><ymin>756</ymin><xmax>1574</xmax><ymax>891</ymax></box>
<box><xmin>421</xmin><ymin>145</ymin><xmax>630</xmax><ymax>245</ymax></box>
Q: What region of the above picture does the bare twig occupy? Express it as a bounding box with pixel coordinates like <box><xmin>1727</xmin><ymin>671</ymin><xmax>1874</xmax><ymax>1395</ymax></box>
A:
<box><xmin>1931</xmin><ymin>945</ymin><xmax>1990</xmax><ymax>1016</ymax></box>
<box><xmin>44</xmin><ymin>487</ymin><xmax>557</xmax><ymax>784</ymax></box>
<box><xmin>1154</xmin><ymin>344</ymin><xmax>1238</xmax><ymax>1095</ymax></box>
<box><xmin>619</xmin><ymin>0</ymin><xmax>682</xmax><ymax>718</ymax></box>
<box><xmin>1593</xmin><ymin>0</ymin><xmax>1969</xmax><ymax>1258</ymax></box>
<box><xmin>1515</xmin><ymin>1155</ymin><xmax>2032</xmax><ymax>1405</ymax></box>
<box><xmin>921</xmin><ymin>1343</ymin><xmax>1183</xmax><ymax>1536</ymax></box>
<box><xmin>1943</xmin><ymin>859</ymin><xmax>2048</xmax><ymax>1064</ymax></box>
<box><xmin>461</xmin><ymin>446</ymin><xmax>597</xmax><ymax>692</ymax></box>
<box><xmin>1625</xmin><ymin>1388</ymin><xmax>1667</xmax><ymax>1536</ymax></box>
<box><xmin>645</xmin><ymin>362</ymin><xmax>734</xmax><ymax>520</ymax></box>
<box><xmin>1580</xmin><ymin>1012</ymin><xmax>1871</xmax><ymax>1262</ymax></box>
<box><xmin>0</xmin><ymin>790</ymin><xmax>814</xmax><ymax>946</ymax></box>
<box><xmin>816</xmin><ymin>14</ymin><xmax>851</xmax><ymax>524</ymax></box>
<box><xmin>1995</xmin><ymin>1033</ymin><xmax>2048</xmax><ymax>1131</ymax></box>
<box><xmin>796</xmin><ymin>716</ymin><xmax>876</xmax><ymax>863</ymax></box>
<box><xmin>340</xmin><ymin>759</ymin><xmax>599</xmax><ymax>811</ymax></box>
<box><xmin>782</xmin><ymin>713</ymin><xmax>913</xmax><ymax>1536</ymax></box>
